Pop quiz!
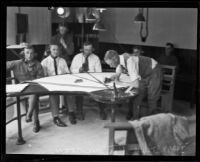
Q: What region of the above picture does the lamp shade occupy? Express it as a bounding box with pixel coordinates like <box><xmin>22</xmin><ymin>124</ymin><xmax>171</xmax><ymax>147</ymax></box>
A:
<box><xmin>95</xmin><ymin>8</ymin><xmax>107</xmax><ymax>13</ymax></box>
<box><xmin>134</xmin><ymin>13</ymin><xmax>145</xmax><ymax>22</ymax></box>
<box><xmin>85</xmin><ymin>13</ymin><xmax>97</xmax><ymax>22</ymax></box>
<box><xmin>93</xmin><ymin>21</ymin><xmax>106</xmax><ymax>31</ymax></box>
<box><xmin>56</xmin><ymin>7</ymin><xmax>70</xmax><ymax>18</ymax></box>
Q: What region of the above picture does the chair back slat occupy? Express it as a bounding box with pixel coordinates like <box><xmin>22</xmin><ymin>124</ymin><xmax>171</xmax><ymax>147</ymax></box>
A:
<box><xmin>160</xmin><ymin>65</ymin><xmax>176</xmax><ymax>112</ymax></box>
<box><xmin>161</xmin><ymin>65</ymin><xmax>176</xmax><ymax>94</ymax></box>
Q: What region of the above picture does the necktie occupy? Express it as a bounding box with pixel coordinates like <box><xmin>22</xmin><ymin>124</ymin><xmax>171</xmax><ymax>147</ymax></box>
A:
<box><xmin>121</xmin><ymin>65</ymin><xmax>128</xmax><ymax>74</ymax></box>
<box><xmin>53</xmin><ymin>57</ymin><xmax>58</xmax><ymax>75</ymax></box>
<box><xmin>83</xmin><ymin>55</ymin><xmax>89</xmax><ymax>72</ymax></box>
<box><xmin>124</xmin><ymin>59</ymin><xmax>127</xmax><ymax>69</ymax></box>
<box><xmin>123</xmin><ymin>56</ymin><xmax>128</xmax><ymax>74</ymax></box>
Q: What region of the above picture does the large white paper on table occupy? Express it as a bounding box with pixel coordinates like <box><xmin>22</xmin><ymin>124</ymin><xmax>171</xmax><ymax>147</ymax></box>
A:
<box><xmin>31</xmin><ymin>73</ymin><xmax>133</xmax><ymax>92</ymax></box>
<box><xmin>6</xmin><ymin>83</ymin><xmax>29</xmax><ymax>94</ymax></box>
<box><xmin>37</xmin><ymin>83</ymin><xmax>104</xmax><ymax>93</ymax></box>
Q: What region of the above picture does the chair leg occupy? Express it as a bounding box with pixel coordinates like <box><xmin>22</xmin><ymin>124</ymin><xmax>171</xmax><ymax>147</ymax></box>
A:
<box><xmin>16</xmin><ymin>97</ymin><xmax>26</xmax><ymax>145</ymax></box>
<box><xmin>108</xmin><ymin>128</ymin><xmax>115</xmax><ymax>155</ymax></box>
<box><xmin>25</xmin><ymin>97</ymin><xmax>28</xmax><ymax>114</ymax></box>
<box><xmin>125</xmin><ymin>129</ymin><xmax>140</xmax><ymax>155</ymax></box>
<box><xmin>59</xmin><ymin>95</ymin><xmax>66</xmax><ymax>114</ymax></box>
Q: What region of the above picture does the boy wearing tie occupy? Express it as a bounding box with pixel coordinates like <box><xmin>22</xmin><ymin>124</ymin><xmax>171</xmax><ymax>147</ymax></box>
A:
<box><xmin>41</xmin><ymin>44</ymin><xmax>76</xmax><ymax>126</ymax></box>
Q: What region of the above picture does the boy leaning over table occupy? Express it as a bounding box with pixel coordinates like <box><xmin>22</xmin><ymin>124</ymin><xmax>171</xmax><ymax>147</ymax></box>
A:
<box><xmin>104</xmin><ymin>50</ymin><xmax>163</xmax><ymax>120</ymax></box>
<box><xmin>6</xmin><ymin>45</ymin><xmax>44</xmax><ymax>133</ymax></box>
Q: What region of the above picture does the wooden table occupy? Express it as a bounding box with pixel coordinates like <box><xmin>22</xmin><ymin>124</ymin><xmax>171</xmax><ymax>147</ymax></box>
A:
<box><xmin>6</xmin><ymin>72</ymin><xmax>137</xmax><ymax>145</ymax></box>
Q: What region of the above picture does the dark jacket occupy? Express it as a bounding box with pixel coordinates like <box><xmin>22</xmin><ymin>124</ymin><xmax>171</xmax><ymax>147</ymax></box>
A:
<box><xmin>7</xmin><ymin>59</ymin><xmax>44</xmax><ymax>83</ymax></box>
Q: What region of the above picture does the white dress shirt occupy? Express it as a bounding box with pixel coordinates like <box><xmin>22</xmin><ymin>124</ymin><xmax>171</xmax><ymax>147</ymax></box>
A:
<box><xmin>41</xmin><ymin>55</ymin><xmax>70</xmax><ymax>76</ymax></box>
<box><xmin>70</xmin><ymin>53</ymin><xmax>102</xmax><ymax>73</ymax></box>
<box><xmin>119</xmin><ymin>54</ymin><xmax>126</xmax><ymax>68</ymax></box>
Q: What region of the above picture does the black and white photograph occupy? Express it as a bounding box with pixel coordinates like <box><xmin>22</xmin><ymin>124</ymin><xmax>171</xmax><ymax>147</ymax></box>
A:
<box><xmin>2</xmin><ymin>1</ymin><xmax>198</xmax><ymax>159</ymax></box>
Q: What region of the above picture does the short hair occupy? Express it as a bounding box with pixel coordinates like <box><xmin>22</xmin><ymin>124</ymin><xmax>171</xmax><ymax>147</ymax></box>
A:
<box><xmin>48</xmin><ymin>44</ymin><xmax>60</xmax><ymax>54</ymax></box>
<box><xmin>23</xmin><ymin>45</ymin><xmax>34</xmax><ymax>51</ymax></box>
<box><xmin>166</xmin><ymin>42</ymin><xmax>174</xmax><ymax>48</ymax></box>
<box><xmin>132</xmin><ymin>45</ymin><xmax>142</xmax><ymax>52</ymax></box>
<box><xmin>83</xmin><ymin>41</ymin><xmax>93</xmax><ymax>47</ymax></box>
<box><xmin>57</xmin><ymin>22</ymin><xmax>70</xmax><ymax>33</ymax></box>
<box><xmin>47</xmin><ymin>44</ymin><xmax>60</xmax><ymax>54</ymax></box>
<box><xmin>104</xmin><ymin>50</ymin><xmax>119</xmax><ymax>62</ymax></box>
<box><xmin>20</xmin><ymin>45</ymin><xmax>35</xmax><ymax>58</ymax></box>
<box><xmin>58</xmin><ymin>22</ymin><xmax>68</xmax><ymax>28</ymax></box>
<box><xmin>49</xmin><ymin>43</ymin><xmax>60</xmax><ymax>47</ymax></box>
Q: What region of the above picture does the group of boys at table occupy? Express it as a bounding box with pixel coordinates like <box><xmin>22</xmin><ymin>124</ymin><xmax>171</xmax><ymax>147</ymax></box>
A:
<box><xmin>6</xmin><ymin>24</ymin><xmax>163</xmax><ymax>134</ymax></box>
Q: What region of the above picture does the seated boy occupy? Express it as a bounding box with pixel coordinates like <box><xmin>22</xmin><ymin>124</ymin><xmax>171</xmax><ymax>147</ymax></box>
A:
<box><xmin>41</xmin><ymin>44</ymin><xmax>77</xmax><ymax>126</ymax></box>
<box><xmin>7</xmin><ymin>45</ymin><xmax>44</xmax><ymax>132</ymax></box>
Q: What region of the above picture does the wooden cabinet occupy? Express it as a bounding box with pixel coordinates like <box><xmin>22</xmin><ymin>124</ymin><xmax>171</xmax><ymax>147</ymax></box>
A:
<box><xmin>7</xmin><ymin>7</ymin><xmax>51</xmax><ymax>45</ymax></box>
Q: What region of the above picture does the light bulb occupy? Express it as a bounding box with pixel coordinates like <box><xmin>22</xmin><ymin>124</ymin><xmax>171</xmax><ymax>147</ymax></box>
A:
<box><xmin>57</xmin><ymin>7</ymin><xmax>65</xmax><ymax>15</ymax></box>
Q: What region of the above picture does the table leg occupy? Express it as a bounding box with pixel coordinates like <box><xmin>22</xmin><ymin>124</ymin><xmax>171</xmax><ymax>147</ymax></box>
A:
<box><xmin>76</xmin><ymin>95</ymin><xmax>84</xmax><ymax>120</ymax></box>
<box><xmin>108</xmin><ymin>128</ymin><xmax>115</xmax><ymax>155</ymax></box>
<box><xmin>16</xmin><ymin>96</ymin><xmax>26</xmax><ymax>145</ymax></box>
<box><xmin>111</xmin><ymin>105</ymin><xmax>115</xmax><ymax>122</ymax></box>
<box><xmin>108</xmin><ymin>105</ymin><xmax>116</xmax><ymax>155</ymax></box>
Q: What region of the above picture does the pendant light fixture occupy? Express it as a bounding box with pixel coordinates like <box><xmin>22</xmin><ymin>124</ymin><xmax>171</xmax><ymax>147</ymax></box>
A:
<box><xmin>134</xmin><ymin>8</ymin><xmax>149</xmax><ymax>42</ymax></box>
<box><xmin>134</xmin><ymin>8</ymin><xmax>145</xmax><ymax>23</ymax></box>
<box><xmin>93</xmin><ymin>20</ymin><xmax>106</xmax><ymax>31</ymax></box>
<box><xmin>95</xmin><ymin>8</ymin><xmax>107</xmax><ymax>13</ymax></box>
<box><xmin>85</xmin><ymin>8</ymin><xmax>97</xmax><ymax>22</ymax></box>
<box><xmin>92</xmin><ymin>9</ymin><xmax>106</xmax><ymax>31</ymax></box>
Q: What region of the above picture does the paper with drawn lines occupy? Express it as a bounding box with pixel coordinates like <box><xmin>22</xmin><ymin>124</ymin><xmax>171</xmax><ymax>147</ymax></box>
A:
<box><xmin>30</xmin><ymin>73</ymin><xmax>132</xmax><ymax>92</ymax></box>
<box><xmin>6</xmin><ymin>83</ymin><xmax>29</xmax><ymax>94</ymax></box>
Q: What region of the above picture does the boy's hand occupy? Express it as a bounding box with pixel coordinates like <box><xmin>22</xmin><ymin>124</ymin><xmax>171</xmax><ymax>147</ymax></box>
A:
<box><xmin>116</xmin><ymin>65</ymin><xmax>123</xmax><ymax>74</ymax></box>
<box><xmin>104</xmin><ymin>77</ymin><xmax>112</xmax><ymax>83</ymax></box>
<box><xmin>60</xmin><ymin>38</ymin><xmax>67</xmax><ymax>49</ymax></box>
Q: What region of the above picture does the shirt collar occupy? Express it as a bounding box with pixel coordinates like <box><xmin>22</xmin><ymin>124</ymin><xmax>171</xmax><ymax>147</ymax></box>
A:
<box><xmin>23</xmin><ymin>59</ymin><xmax>36</xmax><ymax>66</ymax></box>
<box><xmin>50</xmin><ymin>55</ymin><xmax>58</xmax><ymax>60</ymax></box>
<box><xmin>82</xmin><ymin>53</ymin><xmax>92</xmax><ymax>58</ymax></box>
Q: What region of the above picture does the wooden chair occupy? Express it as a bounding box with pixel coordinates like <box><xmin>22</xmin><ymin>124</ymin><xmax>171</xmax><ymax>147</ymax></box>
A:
<box><xmin>104</xmin><ymin>119</ymin><xmax>194</xmax><ymax>156</ymax></box>
<box><xmin>104</xmin><ymin>122</ymin><xmax>141</xmax><ymax>155</ymax></box>
<box><xmin>160</xmin><ymin>65</ymin><xmax>176</xmax><ymax>113</ymax></box>
<box><xmin>6</xmin><ymin>70</ymin><xmax>51</xmax><ymax>124</ymax></box>
<box><xmin>138</xmin><ymin>65</ymin><xmax>176</xmax><ymax>117</ymax></box>
<box><xmin>104</xmin><ymin>114</ymin><xmax>195</xmax><ymax>156</ymax></box>
<box><xmin>6</xmin><ymin>71</ymin><xmax>29</xmax><ymax>124</ymax></box>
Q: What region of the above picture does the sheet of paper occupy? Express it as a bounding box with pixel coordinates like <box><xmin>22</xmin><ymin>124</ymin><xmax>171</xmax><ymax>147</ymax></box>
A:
<box><xmin>38</xmin><ymin>83</ymin><xmax>104</xmax><ymax>93</ymax></box>
<box><xmin>119</xmin><ymin>74</ymin><xmax>132</xmax><ymax>83</ymax></box>
<box><xmin>31</xmin><ymin>73</ymin><xmax>132</xmax><ymax>92</ymax></box>
<box><xmin>6</xmin><ymin>83</ymin><xmax>29</xmax><ymax>93</ymax></box>
<box><xmin>32</xmin><ymin>73</ymin><xmax>115</xmax><ymax>88</ymax></box>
